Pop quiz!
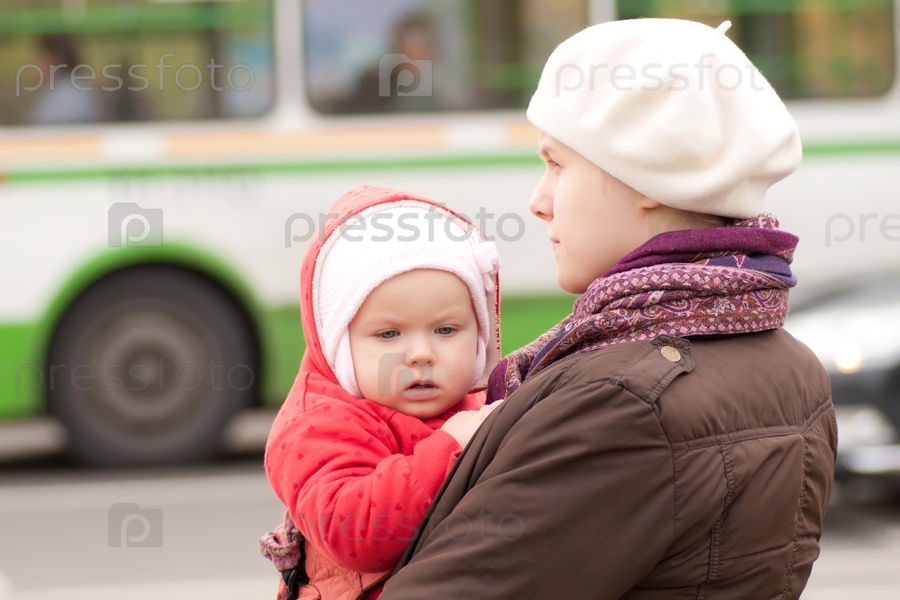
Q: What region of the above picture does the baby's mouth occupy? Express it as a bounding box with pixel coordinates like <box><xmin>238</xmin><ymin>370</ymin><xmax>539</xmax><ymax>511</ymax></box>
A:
<box><xmin>404</xmin><ymin>381</ymin><xmax>438</xmax><ymax>399</ymax></box>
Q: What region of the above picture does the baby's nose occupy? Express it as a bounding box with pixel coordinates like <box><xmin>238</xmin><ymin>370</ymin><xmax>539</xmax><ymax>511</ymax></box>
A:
<box><xmin>405</xmin><ymin>338</ymin><xmax>436</xmax><ymax>365</ymax></box>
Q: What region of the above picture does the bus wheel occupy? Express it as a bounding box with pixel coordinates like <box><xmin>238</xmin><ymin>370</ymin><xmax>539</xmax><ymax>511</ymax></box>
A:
<box><xmin>47</xmin><ymin>266</ymin><xmax>258</xmax><ymax>466</ymax></box>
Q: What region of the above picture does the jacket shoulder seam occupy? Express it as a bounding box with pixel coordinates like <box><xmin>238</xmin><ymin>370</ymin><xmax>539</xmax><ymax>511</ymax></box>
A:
<box><xmin>606</xmin><ymin>336</ymin><xmax>694</xmax><ymax>405</ymax></box>
<box><xmin>695</xmin><ymin>442</ymin><xmax>735</xmax><ymax>599</ymax></box>
<box><xmin>670</xmin><ymin>398</ymin><xmax>835</xmax><ymax>454</ymax></box>
<box><xmin>781</xmin><ymin>435</ymin><xmax>810</xmax><ymax>599</ymax></box>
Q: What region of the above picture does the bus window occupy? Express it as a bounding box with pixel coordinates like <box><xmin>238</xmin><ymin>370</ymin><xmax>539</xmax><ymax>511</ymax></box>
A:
<box><xmin>0</xmin><ymin>0</ymin><xmax>275</xmax><ymax>125</ymax></box>
<box><xmin>617</xmin><ymin>0</ymin><xmax>896</xmax><ymax>99</ymax></box>
<box><xmin>303</xmin><ymin>0</ymin><xmax>588</xmax><ymax>114</ymax></box>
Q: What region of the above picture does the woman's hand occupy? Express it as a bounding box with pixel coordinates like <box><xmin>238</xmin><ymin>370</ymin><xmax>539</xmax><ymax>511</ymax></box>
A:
<box><xmin>440</xmin><ymin>401</ymin><xmax>504</xmax><ymax>448</ymax></box>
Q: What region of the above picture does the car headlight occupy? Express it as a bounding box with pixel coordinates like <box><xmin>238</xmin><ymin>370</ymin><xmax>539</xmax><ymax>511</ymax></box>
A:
<box><xmin>832</xmin><ymin>340</ymin><xmax>863</xmax><ymax>374</ymax></box>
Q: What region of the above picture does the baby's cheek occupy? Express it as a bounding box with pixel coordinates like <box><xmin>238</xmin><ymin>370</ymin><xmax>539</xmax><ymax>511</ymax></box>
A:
<box><xmin>353</xmin><ymin>354</ymin><xmax>382</xmax><ymax>398</ymax></box>
<box><xmin>447</xmin><ymin>356</ymin><xmax>479</xmax><ymax>387</ymax></box>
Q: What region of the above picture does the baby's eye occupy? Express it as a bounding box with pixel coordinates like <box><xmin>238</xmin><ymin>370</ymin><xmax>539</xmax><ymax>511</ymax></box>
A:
<box><xmin>377</xmin><ymin>330</ymin><xmax>399</xmax><ymax>339</ymax></box>
<box><xmin>435</xmin><ymin>326</ymin><xmax>455</xmax><ymax>335</ymax></box>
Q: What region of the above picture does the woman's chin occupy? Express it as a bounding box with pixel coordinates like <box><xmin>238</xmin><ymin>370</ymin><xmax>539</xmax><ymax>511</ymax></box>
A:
<box><xmin>556</xmin><ymin>271</ymin><xmax>589</xmax><ymax>295</ymax></box>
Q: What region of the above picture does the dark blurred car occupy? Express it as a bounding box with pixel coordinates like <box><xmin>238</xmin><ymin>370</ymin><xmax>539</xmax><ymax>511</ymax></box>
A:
<box><xmin>784</xmin><ymin>273</ymin><xmax>900</xmax><ymax>480</ymax></box>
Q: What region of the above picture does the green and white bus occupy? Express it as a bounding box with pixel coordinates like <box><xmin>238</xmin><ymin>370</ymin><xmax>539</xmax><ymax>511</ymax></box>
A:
<box><xmin>1</xmin><ymin>0</ymin><xmax>898</xmax><ymax>464</ymax></box>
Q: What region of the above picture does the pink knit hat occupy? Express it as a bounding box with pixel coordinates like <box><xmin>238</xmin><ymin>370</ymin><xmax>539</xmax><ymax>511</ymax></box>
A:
<box><xmin>313</xmin><ymin>201</ymin><xmax>501</xmax><ymax>397</ymax></box>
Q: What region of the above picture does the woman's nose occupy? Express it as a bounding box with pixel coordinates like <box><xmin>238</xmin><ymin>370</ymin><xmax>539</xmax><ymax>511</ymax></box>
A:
<box><xmin>529</xmin><ymin>175</ymin><xmax>554</xmax><ymax>222</ymax></box>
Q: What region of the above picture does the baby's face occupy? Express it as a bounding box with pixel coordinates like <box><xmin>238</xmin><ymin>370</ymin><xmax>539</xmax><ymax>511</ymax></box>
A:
<box><xmin>348</xmin><ymin>269</ymin><xmax>479</xmax><ymax>419</ymax></box>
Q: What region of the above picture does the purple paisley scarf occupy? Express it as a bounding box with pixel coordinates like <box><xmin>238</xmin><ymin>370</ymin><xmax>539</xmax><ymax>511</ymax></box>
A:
<box><xmin>487</xmin><ymin>213</ymin><xmax>799</xmax><ymax>402</ymax></box>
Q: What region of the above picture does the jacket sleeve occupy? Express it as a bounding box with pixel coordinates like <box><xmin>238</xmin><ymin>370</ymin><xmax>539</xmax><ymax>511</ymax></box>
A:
<box><xmin>265</xmin><ymin>401</ymin><xmax>462</xmax><ymax>574</ymax></box>
<box><xmin>379</xmin><ymin>370</ymin><xmax>677</xmax><ymax>600</ymax></box>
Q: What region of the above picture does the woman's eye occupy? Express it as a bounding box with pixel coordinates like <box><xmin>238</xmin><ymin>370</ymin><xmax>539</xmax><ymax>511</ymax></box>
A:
<box><xmin>378</xmin><ymin>330</ymin><xmax>399</xmax><ymax>339</ymax></box>
<box><xmin>436</xmin><ymin>326</ymin><xmax>455</xmax><ymax>335</ymax></box>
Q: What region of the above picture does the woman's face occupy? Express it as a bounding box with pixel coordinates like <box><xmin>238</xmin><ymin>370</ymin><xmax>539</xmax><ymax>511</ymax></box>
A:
<box><xmin>529</xmin><ymin>132</ymin><xmax>658</xmax><ymax>294</ymax></box>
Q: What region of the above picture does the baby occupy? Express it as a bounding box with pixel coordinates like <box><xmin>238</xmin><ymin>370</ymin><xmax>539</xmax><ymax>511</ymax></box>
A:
<box><xmin>260</xmin><ymin>185</ymin><xmax>502</xmax><ymax>600</ymax></box>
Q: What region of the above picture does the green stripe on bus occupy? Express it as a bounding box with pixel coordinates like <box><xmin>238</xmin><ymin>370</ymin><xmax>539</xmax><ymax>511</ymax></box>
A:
<box><xmin>3</xmin><ymin>140</ymin><xmax>900</xmax><ymax>184</ymax></box>
<box><xmin>3</xmin><ymin>153</ymin><xmax>544</xmax><ymax>183</ymax></box>
<box><xmin>0</xmin><ymin>4</ymin><xmax>271</xmax><ymax>36</ymax></box>
<box><xmin>803</xmin><ymin>140</ymin><xmax>900</xmax><ymax>156</ymax></box>
<box><xmin>617</xmin><ymin>0</ymin><xmax>894</xmax><ymax>18</ymax></box>
<box><xmin>0</xmin><ymin>323</ymin><xmax>37</xmax><ymax>418</ymax></box>
<box><xmin>498</xmin><ymin>294</ymin><xmax>574</xmax><ymax>356</ymax></box>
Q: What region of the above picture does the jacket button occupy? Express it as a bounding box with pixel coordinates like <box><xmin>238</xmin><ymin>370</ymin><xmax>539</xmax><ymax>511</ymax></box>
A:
<box><xmin>660</xmin><ymin>346</ymin><xmax>682</xmax><ymax>362</ymax></box>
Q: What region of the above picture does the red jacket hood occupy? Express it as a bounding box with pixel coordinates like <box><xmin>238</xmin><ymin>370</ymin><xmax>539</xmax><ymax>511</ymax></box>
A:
<box><xmin>299</xmin><ymin>184</ymin><xmax>502</xmax><ymax>389</ymax></box>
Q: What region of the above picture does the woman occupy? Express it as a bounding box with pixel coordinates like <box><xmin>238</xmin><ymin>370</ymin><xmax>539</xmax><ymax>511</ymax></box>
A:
<box><xmin>379</xmin><ymin>18</ymin><xmax>836</xmax><ymax>600</ymax></box>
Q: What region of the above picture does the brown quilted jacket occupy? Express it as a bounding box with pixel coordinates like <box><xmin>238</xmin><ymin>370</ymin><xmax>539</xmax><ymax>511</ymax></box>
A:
<box><xmin>380</xmin><ymin>330</ymin><xmax>837</xmax><ymax>600</ymax></box>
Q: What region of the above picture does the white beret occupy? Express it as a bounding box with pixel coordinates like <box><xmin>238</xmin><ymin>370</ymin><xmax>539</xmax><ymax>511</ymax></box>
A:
<box><xmin>526</xmin><ymin>18</ymin><xmax>802</xmax><ymax>218</ymax></box>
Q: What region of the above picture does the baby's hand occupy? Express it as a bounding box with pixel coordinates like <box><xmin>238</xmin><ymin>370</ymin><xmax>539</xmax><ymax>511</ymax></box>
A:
<box><xmin>439</xmin><ymin>401</ymin><xmax>504</xmax><ymax>448</ymax></box>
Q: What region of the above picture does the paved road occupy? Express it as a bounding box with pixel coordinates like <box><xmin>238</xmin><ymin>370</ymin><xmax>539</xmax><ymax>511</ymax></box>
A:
<box><xmin>0</xmin><ymin>457</ymin><xmax>281</xmax><ymax>600</ymax></box>
<box><xmin>0</xmin><ymin>456</ymin><xmax>898</xmax><ymax>600</ymax></box>
<box><xmin>802</xmin><ymin>485</ymin><xmax>900</xmax><ymax>600</ymax></box>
